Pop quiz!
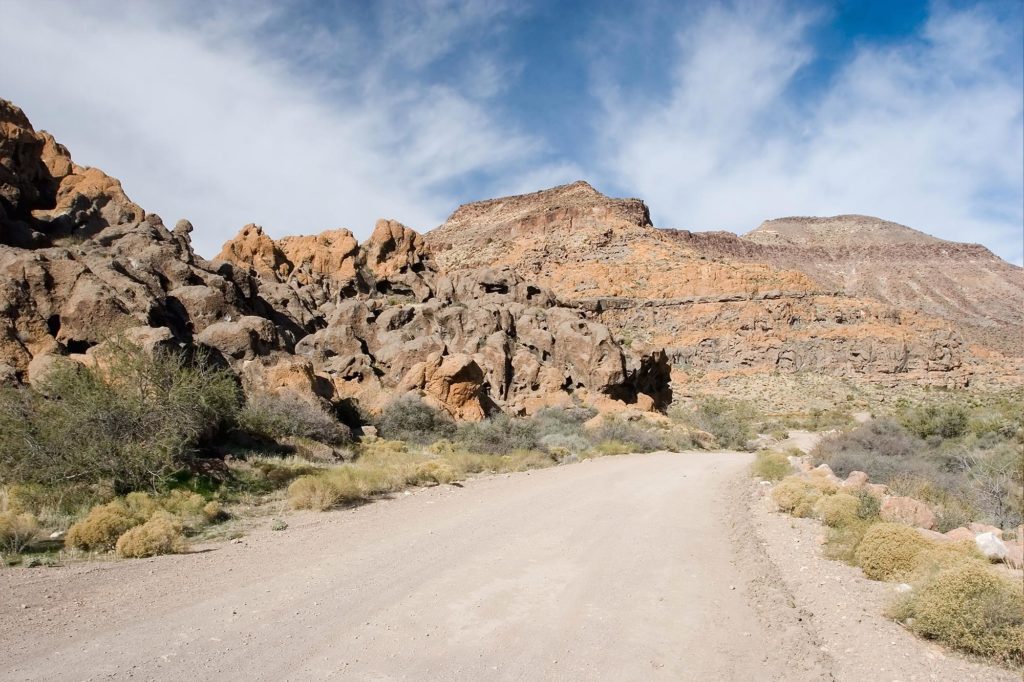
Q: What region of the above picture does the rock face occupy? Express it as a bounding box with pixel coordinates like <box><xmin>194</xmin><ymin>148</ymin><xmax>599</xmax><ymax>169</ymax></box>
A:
<box><xmin>0</xmin><ymin>100</ymin><xmax>667</xmax><ymax>423</ymax></box>
<box><xmin>428</xmin><ymin>183</ymin><xmax>1022</xmax><ymax>402</ymax></box>
<box><xmin>673</xmin><ymin>216</ymin><xmax>1024</xmax><ymax>358</ymax></box>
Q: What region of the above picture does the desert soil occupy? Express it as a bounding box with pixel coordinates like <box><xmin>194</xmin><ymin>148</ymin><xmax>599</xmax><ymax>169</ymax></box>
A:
<box><xmin>0</xmin><ymin>452</ymin><xmax>1016</xmax><ymax>681</ymax></box>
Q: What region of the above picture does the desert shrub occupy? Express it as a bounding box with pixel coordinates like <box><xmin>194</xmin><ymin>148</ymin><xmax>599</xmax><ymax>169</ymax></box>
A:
<box><xmin>377</xmin><ymin>395</ymin><xmax>456</xmax><ymax>444</ymax></box>
<box><xmin>65</xmin><ymin>501</ymin><xmax>145</xmax><ymax>551</ymax></box>
<box><xmin>813</xmin><ymin>419</ymin><xmax>920</xmax><ymax>481</ymax></box>
<box><xmin>890</xmin><ymin>563</ymin><xmax>1024</xmax><ymax>665</ymax></box>
<box><xmin>0</xmin><ymin>340</ymin><xmax>240</xmax><ymax>492</ymax></box>
<box><xmin>115</xmin><ymin>511</ymin><xmax>187</xmax><ymax>558</ymax></box>
<box><xmin>237</xmin><ymin>391</ymin><xmax>349</xmax><ymax>445</ymax></box>
<box><xmin>287</xmin><ymin>474</ymin><xmax>349</xmax><ymax>511</ymax></box>
<box><xmin>0</xmin><ymin>511</ymin><xmax>40</xmax><ymax>554</ymax></box>
<box><xmin>772</xmin><ymin>477</ymin><xmax>828</xmax><ymax>518</ymax></box>
<box><xmin>414</xmin><ymin>459</ymin><xmax>461</xmax><ymax>485</ymax></box>
<box><xmin>814</xmin><ymin>493</ymin><xmax>861</xmax><ymax>527</ymax></box>
<box><xmin>532</xmin><ymin>406</ymin><xmax>596</xmax><ymax>436</ymax></box>
<box><xmin>160</xmin><ymin>490</ymin><xmax>210</xmax><ymax>529</ymax></box>
<box><xmin>539</xmin><ymin>432</ymin><xmax>592</xmax><ymax>456</ymax></box>
<box><xmin>456</xmin><ymin>414</ymin><xmax>539</xmax><ymax>455</ymax></box>
<box><xmin>751</xmin><ymin>451</ymin><xmax>791</xmax><ymax>481</ymax></box>
<box><xmin>496</xmin><ymin>450</ymin><xmax>556</xmax><ymax>473</ymax></box>
<box><xmin>823</xmin><ymin>519</ymin><xmax>872</xmax><ymax>564</ymax></box>
<box><xmin>909</xmin><ymin>541</ymin><xmax>986</xmax><ymax>582</ymax></box>
<box><xmin>687</xmin><ymin>398</ymin><xmax>759</xmax><ymax>449</ymax></box>
<box><xmin>854</xmin><ymin>522</ymin><xmax>929</xmax><ymax>581</ymax></box>
<box><xmin>593</xmin><ymin>439</ymin><xmax>636</xmax><ymax>456</ymax></box>
<box><xmin>202</xmin><ymin>500</ymin><xmax>225</xmax><ymax>522</ymax></box>
<box><xmin>901</xmin><ymin>403</ymin><xmax>969</xmax><ymax>440</ymax></box>
<box><xmin>854</xmin><ymin>489</ymin><xmax>881</xmax><ymax>520</ymax></box>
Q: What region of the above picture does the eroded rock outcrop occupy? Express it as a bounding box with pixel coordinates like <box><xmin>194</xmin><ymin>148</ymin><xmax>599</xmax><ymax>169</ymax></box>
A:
<box><xmin>0</xmin><ymin>99</ymin><xmax>667</xmax><ymax>423</ymax></box>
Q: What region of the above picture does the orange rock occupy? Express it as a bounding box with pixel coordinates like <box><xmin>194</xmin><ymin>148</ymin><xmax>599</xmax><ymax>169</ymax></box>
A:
<box><xmin>880</xmin><ymin>496</ymin><xmax>937</xmax><ymax>530</ymax></box>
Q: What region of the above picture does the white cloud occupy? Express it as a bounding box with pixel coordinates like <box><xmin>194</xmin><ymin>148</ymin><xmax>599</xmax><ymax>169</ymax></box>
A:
<box><xmin>0</xmin><ymin>0</ymin><xmax>538</xmax><ymax>257</ymax></box>
<box><xmin>596</xmin><ymin>3</ymin><xmax>1024</xmax><ymax>264</ymax></box>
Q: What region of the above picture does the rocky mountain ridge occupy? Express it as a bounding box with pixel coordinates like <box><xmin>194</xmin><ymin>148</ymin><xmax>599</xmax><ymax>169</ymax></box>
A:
<box><xmin>427</xmin><ymin>183</ymin><xmax>1022</xmax><ymax>399</ymax></box>
<box><xmin>0</xmin><ymin>100</ymin><xmax>668</xmax><ymax>423</ymax></box>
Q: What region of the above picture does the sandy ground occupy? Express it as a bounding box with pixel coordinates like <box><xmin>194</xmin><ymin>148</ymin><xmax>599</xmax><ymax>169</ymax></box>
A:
<box><xmin>0</xmin><ymin>451</ymin><xmax>1016</xmax><ymax>681</ymax></box>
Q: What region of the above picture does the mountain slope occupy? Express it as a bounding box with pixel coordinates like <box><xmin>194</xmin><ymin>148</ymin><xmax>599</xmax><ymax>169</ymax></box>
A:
<box><xmin>427</xmin><ymin>183</ymin><xmax>1020</xmax><ymax>401</ymax></box>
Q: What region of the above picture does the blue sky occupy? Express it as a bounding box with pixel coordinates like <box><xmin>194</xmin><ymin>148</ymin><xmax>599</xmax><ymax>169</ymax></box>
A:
<box><xmin>1</xmin><ymin>0</ymin><xmax>1021</xmax><ymax>263</ymax></box>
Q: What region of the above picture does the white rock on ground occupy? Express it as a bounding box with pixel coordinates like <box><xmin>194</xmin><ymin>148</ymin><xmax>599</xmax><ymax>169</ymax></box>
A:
<box><xmin>974</xmin><ymin>531</ymin><xmax>1008</xmax><ymax>561</ymax></box>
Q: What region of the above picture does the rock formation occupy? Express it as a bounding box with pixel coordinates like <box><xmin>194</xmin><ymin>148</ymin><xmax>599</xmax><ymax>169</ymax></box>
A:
<box><xmin>427</xmin><ymin>182</ymin><xmax>1022</xmax><ymax>399</ymax></box>
<box><xmin>0</xmin><ymin>100</ymin><xmax>668</xmax><ymax>423</ymax></box>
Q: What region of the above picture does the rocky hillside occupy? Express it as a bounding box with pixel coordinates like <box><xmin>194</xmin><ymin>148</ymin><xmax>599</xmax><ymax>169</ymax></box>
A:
<box><xmin>0</xmin><ymin>100</ymin><xmax>668</xmax><ymax>422</ymax></box>
<box><xmin>669</xmin><ymin>216</ymin><xmax>1024</xmax><ymax>357</ymax></box>
<box><xmin>428</xmin><ymin>183</ymin><xmax>1021</xmax><ymax>399</ymax></box>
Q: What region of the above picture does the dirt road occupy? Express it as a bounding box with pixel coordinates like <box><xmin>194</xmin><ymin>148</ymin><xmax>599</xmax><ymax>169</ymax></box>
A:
<box><xmin>0</xmin><ymin>452</ymin><xmax>1014</xmax><ymax>681</ymax></box>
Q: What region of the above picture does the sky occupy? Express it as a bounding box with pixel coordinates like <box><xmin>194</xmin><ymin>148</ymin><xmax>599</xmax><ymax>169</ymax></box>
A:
<box><xmin>1</xmin><ymin>0</ymin><xmax>1021</xmax><ymax>263</ymax></box>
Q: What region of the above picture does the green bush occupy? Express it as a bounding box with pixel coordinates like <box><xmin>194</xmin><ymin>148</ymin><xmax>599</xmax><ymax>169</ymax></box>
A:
<box><xmin>901</xmin><ymin>403</ymin><xmax>969</xmax><ymax>440</ymax></box>
<box><xmin>0</xmin><ymin>340</ymin><xmax>240</xmax><ymax>492</ymax></box>
<box><xmin>685</xmin><ymin>398</ymin><xmax>759</xmax><ymax>449</ymax></box>
<box><xmin>751</xmin><ymin>451</ymin><xmax>791</xmax><ymax>481</ymax></box>
<box><xmin>377</xmin><ymin>395</ymin><xmax>456</xmax><ymax>444</ymax></box>
<box><xmin>237</xmin><ymin>391</ymin><xmax>349</xmax><ymax>444</ymax></box>
<box><xmin>890</xmin><ymin>563</ymin><xmax>1024</xmax><ymax>665</ymax></box>
<box><xmin>854</xmin><ymin>523</ymin><xmax>928</xmax><ymax>581</ymax></box>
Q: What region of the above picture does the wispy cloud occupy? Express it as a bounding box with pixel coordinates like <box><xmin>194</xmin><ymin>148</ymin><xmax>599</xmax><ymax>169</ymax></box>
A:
<box><xmin>595</xmin><ymin>2</ymin><xmax>1024</xmax><ymax>263</ymax></box>
<box><xmin>0</xmin><ymin>0</ymin><xmax>540</xmax><ymax>257</ymax></box>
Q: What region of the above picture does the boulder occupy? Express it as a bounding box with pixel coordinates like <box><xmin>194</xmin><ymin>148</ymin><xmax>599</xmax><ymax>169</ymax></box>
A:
<box><xmin>1003</xmin><ymin>541</ymin><xmax>1023</xmax><ymax>570</ymax></box>
<box><xmin>196</xmin><ymin>316</ymin><xmax>278</xmax><ymax>360</ymax></box>
<box><xmin>399</xmin><ymin>352</ymin><xmax>487</xmax><ymax>421</ymax></box>
<box><xmin>974</xmin><ymin>532</ymin><xmax>1008</xmax><ymax>562</ymax></box>
<box><xmin>967</xmin><ymin>522</ymin><xmax>1002</xmax><ymax>538</ymax></box>
<box><xmin>943</xmin><ymin>527</ymin><xmax>976</xmax><ymax>543</ymax></box>
<box><xmin>840</xmin><ymin>471</ymin><xmax>869</xmax><ymax>490</ymax></box>
<box><xmin>880</xmin><ymin>496</ymin><xmax>937</xmax><ymax>530</ymax></box>
<box><xmin>914</xmin><ymin>528</ymin><xmax>950</xmax><ymax>543</ymax></box>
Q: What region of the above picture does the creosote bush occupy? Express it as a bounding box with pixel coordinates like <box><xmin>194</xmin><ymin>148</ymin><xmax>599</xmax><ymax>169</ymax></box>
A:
<box><xmin>853</xmin><ymin>522</ymin><xmax>928</xmax><ymax>581</ymax></box>
<box><xmin>237</xmin><ymin>391</ymin><xmax>349</xmax><ymax>445</ymax></box>
<box><xmin>890</xmin><ymin>563</ymin><xmax>1024</xmax><ymax>666</ymax></box>
<box><xmin>0</xmin><ymin>511</ymin><xmax>40</xmax><ymax>554</ymax></box>
<box><xmin>115</xmin><ymin>511</ymin><xmax>187</xmax><ymax>558</ymax></box>
<box><xmin>377</xmin><ymin>395</ymin><xmax>456</xmax><ymax>444</ymax></box>
<box><xmin>0</xmin><ymin>339</ymin><xmax>240</xmax><ymax>492</ymax></box>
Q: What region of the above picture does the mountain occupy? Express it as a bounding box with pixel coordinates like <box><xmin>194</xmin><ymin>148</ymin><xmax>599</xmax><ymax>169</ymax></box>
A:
<box><xmin>427</xmin><ymin>183</ymin><xmax>1022</xmax><ymax>404</ymax></box>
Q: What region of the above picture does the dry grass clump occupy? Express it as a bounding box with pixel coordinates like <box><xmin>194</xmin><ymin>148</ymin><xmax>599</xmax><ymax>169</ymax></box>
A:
<box><xmin>890</xmin><ymin>563</ymin><xmax>1024</xmax><ymax>666</ymax></box>
<box><xmin>854</xmin><ymin>522</ymin><xmax>929</xmax><ymax>581</ymax></box>
<box><xmin>414</xmin><ymin>459</ymin><xmax>461</xmax><ymax>485</ymax></box>
<box><xmin>594</xmin><ymin>439</ymin><xmax>634</xmax><ymax>456</ymax></box>
<box><xmin>0</xmin><ymin>511</ymin><xmax>40</xmax><ymax>554</ymax></box>
<box><xmin>65</xmin><ymin>501</ymin><xmax>142</xmax><ymax>551</ymax></box>
<box><xmin>115</xmin><ymin>511</ymin><xmax>187</xmax><ymax>558</ymax></box>
<box><xmin>496</xmin><ymin>450</ymin><xmax>556</xmax><ymax>473</ymax></box>
<box><xmin>751</xmin><ymin>451</ymin><xmax>791</xmax><ymax>481</ymax></box>
<box><xmin>814</xmin><ymin>493</ymin><xmax>861</xmax><ymax>527</ymax></box>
